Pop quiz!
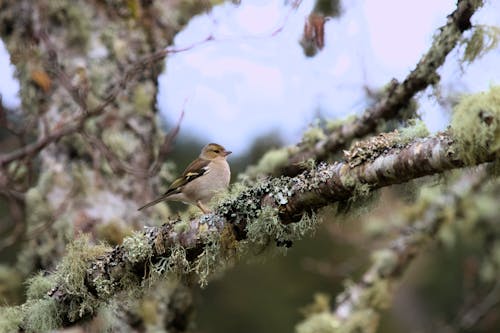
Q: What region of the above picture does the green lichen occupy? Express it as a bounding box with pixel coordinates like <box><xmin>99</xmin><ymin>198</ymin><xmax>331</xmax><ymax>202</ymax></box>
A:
<box><xmin>133</xmin><ymin>82</ymin><xmax>155</xmax><ymax>115</ymax></box>
<box><xmin>102</xmin><ymin>129</ymin><xmax>141</xmax><ymax>161</ymax></box>
<box><xmin>0</xmin><ymin>306</ymin><xmax>23</xmax><ymax>332</ymax></box>
<box><xmin>54</xmin><ymin>235</ymin><xmax>111</xmax><ymax>320</ymax></box>
<box><xmin>47</xmin><ymin>0</ymin><xmax>91</xmax><ymax>49</ymax></box>
<box><xmin>295</xmin><ymin>312</ymin><xmax>340</xmax><ymax>333</ymax></box>
<box><xmin>398</xmin><ymin>118</ymin><xmax>429</xmax><ymax>144</ymax></box>
<box><xmin>451</xmin><ymin>86</ymin><xmax>500</xmax><ymax>164</ymax></box>
<box><xmin>302</xmin><ymin>126</ymin><xmax>327</xmax><ymax>146</ymax></box>
<box><xmin>26</xmin><ymin>274</ymin><xmax>55</xmax><ymax>300</ymax></box>
<box><xmin>192</xmin><ymin>235</ymin><xmax>222</xmax><ymax>287</ymax></box>
<box><xmin>326</xmin><ymin>115</ymin><xmax>357</xmax><ymax>132</ymax></box>
<box><xmin>24</xmin><ymin>298</ymin><xmax>61</xmax><ymax>333</ymax></box>
<box><xmin>462</xmin><ymin>25</ymin><xmax>500</xmax><ymax>64</ymax></box>
<box><xmin>122</xmin><ymin>232</ymin><xmax>152</xmax><ymax>264</ymax></box>
<box><xmin>337</xmin><ymin>309</ymin><xmax>379</xmax><ymax>333</ymax></box>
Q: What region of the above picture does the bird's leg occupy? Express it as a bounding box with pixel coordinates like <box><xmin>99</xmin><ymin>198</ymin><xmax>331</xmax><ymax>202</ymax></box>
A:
<box><xmin>197</xmin><ymin>201</ymin><xmax>210</xmax><ymax>214</ymax></box>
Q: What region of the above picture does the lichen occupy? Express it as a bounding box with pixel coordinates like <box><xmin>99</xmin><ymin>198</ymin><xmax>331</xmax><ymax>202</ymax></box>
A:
<box><xmin>0</xmin><ymin>306</ymin><xmax>23</xmax><ymax>332</ymax></box>
<box><xmin>450</xmin><ymin>86</ymin><xmax>500</xmax><ymax>164</ymax></box>
<box><xmin>102</xmin><ymin>129</ymin><xmax>141</xmax><ymax>161</ymax></box>
<box><xmin>54</xmin><ymin>235</ymin><xmax>111</xmax><ymax>320</ymax></box>
<box><xmin>47</xmin><ymin>0</ymin><xmax>91</xmax><ymax>49</ymax></box>
<box><xmin>295</xmin><ymin>312</ymin><xmax>340</xmax><ymax>333</ymax></box>
<box><xmin>302</xmin><ymin>126</ymin><xmax>327</xmax><ymax>146</ymax></box>
<box><xmin>26</xmin><ymin>274</ymin><xmax>55</xmax><ymax>300</ymax></box>
<box><xmin>122</xmin><ymin>231</ymin><xmax>152</xmax><ymax>264</ymax></box>
<box><xmin>461</xmin><ymin>25</ymin><xmax>500</xmax><ymax>64</ymax></box>
<box><xmin>24</xmin><ymin>298</ymin><xmax>61</xmax><ymax>333</ymax></box>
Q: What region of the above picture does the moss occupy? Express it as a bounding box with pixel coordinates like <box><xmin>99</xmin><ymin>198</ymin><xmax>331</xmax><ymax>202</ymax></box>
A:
<box><xmin>338</xmin><ymin>309</ymin><xmax>379</xmax><ymax>333</ymax></box>
<box><xmin>54</xmin><ymin>235</ymin><xmax>111</xmax><ymax>320</ymax></box>
<box><xmin>462</xmin><ymin>25</ymin><xmax>500</xmax><ymax>64</ymax></box>
<box><xmin>295</xmin><ymin>312</ymin><xmax>339</xmax><ymax>333</ymax></box>
<box><xmin>97</xmin><ymin>221</ymin><xmax>133</xmax><ymax>246</ymax></box>
<box><xmin>302</xmin><ymin>126</ymin><xmax>327</xmax><ymax>146</ymax></box>
<box><xmin>0</xmin><ymin>306</ymin><xmax>23</xmax><ymax>332</ymax></box>
<box><xmin>300</xmin><ymin>293</ymin><xmax>331</xmax><ymax>317</ymax></box>
<box><xmin>122</xmin><ymin>232</ymin><xmax>152</xmax><ymax>264</ymax></box>
<box><xmin>26</xmin><ymin>274</ymin><xmax>55</xmax><ymax>300</ymax></box>
<box><xmin>398</xmin><ymin>118</ymin><xmax>429</xmax><ymax>144</ymax></box>
<box><xmin>326</xmin><ymin>115</ymin><xmax>357</xmax><ymax>132</ymax></box>
<box><xmin>371</xmin><ymin>249</ymin><xmax>398</xmax><ymax>277</ymax></box>
<box><xmin>24</xmin><ymin>298</ymin><xmax>61</xmax><ymax>333</ymax></box>
<box><xmin>133</xmin><ymin>82</ymin><xmax>155</xmax><ymax>115</ymax></box>
<box><xmin>47</xmin><ymin>0</ymin><xmax>91</xmax><ymax>49</ymax></box>
<box><xmin>102</xmin><ymin>129</ymin><xmax>141</xmax><ymax>161</ymax></box>
<box><xmin>450</xmin><ymin>86</ymin><xmax>500</xmax><ymax>164</ymax></box>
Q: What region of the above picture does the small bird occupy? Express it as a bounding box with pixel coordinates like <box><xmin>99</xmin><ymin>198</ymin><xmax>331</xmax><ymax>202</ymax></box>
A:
<box><xmin>138</xmin><ymin>143</ymin><xmax>231</xmax><ymax>213</ymax></box>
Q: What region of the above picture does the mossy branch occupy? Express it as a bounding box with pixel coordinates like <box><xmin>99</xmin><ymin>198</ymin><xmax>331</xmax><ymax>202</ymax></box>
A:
<box><xmin>295</xmin><ymin>168</ymin><xmax>495</xmax><ymax>333</ymax></box>
<box><xmin>4</xmin><ymin>87</ymin><xmax>498</xmax><ymax>330</ymax></box>
<box><xmin>248</xmin><ymin>0</ymin><xmax>484</xmax><ymax>178</ymax></box>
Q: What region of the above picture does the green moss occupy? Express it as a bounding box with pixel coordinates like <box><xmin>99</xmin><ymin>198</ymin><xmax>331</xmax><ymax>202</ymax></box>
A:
<box><xmin>133</xmin><ymin>83</ymin><xmax>155</xmax><ymax>115</ymax></box>
<box><xmin>337</xmin><ymin>309</ymin><xmax>379</xmax><ymax>333</ymax></box>
<box><xmin>398</xmin><ymin>119</ymin><xmax>429</xmax><ymax>144</ymax></box>
<box><xmin>371</xmin><ymin>249</ymin><xmax>398</xmax><ymax>277</ymax></box>
<box><xmin>26</xmin><ymin>274</ymin><xmax>55</xmax><ymax>300</ymax></box>
<box><xmin>462</xmin><ymin>25</ymin><xmax>500</xmax><ymax>64</ymax></box>
<box><xmin>295</xmin><ymin>312</ymin><xmax>339</xmax><ymax>333</ymax></box>
<box><xmin>0</xmin><ymin>306</ymin><xmax>23</xmax><ymax>332</ymax></box>
<box><xmin>451</xmin><ymin>86</ymin><xmax>500</xmax><ymax>164</ymax></box>
<box><xmin>326</xmin><ymin>115</ymin><xmax>356</xmax><ymax>132</ymax></box>
<box><xmin>102</xmin><ymin>129</ymin><xmax>141</xmax><ymax>161</ymax></box>
<box><xmin>122</xmin><ymin>232</ymin><xmax>152</xmax><ymax>264</ymax></box>
<box><xmin>302</xmin><ymin>126</ymin><xmax>327</xmax><ymax>145</ymax></box>
<box><xmin>47</xmin><ymin>0</ymin><xmax>91</xmax><ymax>49</ymax></box>
<box><xmin>24</xmin><ymin>298</ymin><xmax>61</xmax><ymax>333</ymax></box>
<box><xmin>54</xmin><ymin>235</ymin><xmax>110</xmax><ymax>320</ymax></box>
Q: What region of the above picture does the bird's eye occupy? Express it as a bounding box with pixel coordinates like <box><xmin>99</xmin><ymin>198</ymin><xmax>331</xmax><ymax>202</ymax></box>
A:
<box><xmin>213</xmin><ymin>149</ymin><xmax>220</xmax><ymax>153</ymax></box>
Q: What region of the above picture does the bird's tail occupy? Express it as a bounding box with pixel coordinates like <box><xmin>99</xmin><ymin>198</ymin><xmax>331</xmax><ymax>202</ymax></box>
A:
<box><xmin>137</xmin><ymin>195</ymin><xmax>169</xmax><ymax>211</ymax></box>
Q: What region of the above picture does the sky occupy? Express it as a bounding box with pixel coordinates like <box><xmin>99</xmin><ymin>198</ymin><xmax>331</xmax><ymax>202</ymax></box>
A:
<box><xmin>1</xmin><ymin>0</ymin><xmax>499</xmax><ymax>155</ymax></box>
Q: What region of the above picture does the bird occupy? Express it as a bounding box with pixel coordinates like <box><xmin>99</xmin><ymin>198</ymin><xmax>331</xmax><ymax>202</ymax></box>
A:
<box><xmin>138</xmin><ymin>143</ymin><xmax>231</xmax><ymax>213</ymax></box>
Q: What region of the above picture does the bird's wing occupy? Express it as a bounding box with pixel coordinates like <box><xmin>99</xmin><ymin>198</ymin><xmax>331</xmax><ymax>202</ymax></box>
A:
<box><xmin>165</xmin><ymin>158</ymin><xmax>210</xmax><ymax>195</ymax></box>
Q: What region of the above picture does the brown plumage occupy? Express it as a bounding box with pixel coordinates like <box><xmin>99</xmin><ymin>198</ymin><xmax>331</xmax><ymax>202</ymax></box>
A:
<box><xmin>138</xmin><ymin>143</ymin><xmax>231</xmax><ymax>213</ymax></box>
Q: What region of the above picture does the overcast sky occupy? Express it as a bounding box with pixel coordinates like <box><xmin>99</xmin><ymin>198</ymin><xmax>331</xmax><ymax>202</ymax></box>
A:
<box><xmin>1</xmin><ymin>0</ymin><xmax>499</xmax><ymax>155</ymax></box>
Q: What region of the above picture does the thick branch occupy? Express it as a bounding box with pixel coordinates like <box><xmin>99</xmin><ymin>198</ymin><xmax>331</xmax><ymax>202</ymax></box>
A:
<box><xmin>39</xmin><ymin>127</ymin><xmax>496</xmax><ymax>327</ymax></box>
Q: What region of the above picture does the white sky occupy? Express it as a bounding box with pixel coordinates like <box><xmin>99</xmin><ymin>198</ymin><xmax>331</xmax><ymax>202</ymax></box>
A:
<box><xmin>1</xmin><ymin>0</ymin><xmax>499</xmax><ymax>155</ymax></box>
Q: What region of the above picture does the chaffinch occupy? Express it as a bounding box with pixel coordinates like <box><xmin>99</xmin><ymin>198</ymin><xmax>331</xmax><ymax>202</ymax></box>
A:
<box><xmin>138</xmin><ymin>143</ymin><xmax>231</xmax><ymax>213</ymax></box>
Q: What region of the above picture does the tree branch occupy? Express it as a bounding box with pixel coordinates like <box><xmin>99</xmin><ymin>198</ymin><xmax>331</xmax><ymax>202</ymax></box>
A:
<box><xmin>296</xmin><ymin>167</ymin><xmax>494</xmax><ymax>333</ymax></box>
<box><xmin>19</xmin><ymin>120</ymin><xmax>493</xmax><ymax>328</ymax></box>
<box><xmin>249</xmin><ymin>0</ymin><xmax>484</xmax><ymax>178</ymax></box>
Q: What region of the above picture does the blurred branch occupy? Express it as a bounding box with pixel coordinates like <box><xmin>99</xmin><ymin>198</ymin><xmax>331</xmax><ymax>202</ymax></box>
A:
<box><xmin>296</xmin><ymin>168</ymin><xmax>492</xmax><ymax>333</ymax></box>
<box><xmin>458</xmin><ymin>281</ymin><xmax>500</xmax><ymax>330</ymax></box>
<box><xmin>251</xmin><ymin>0</ymin><xmax>484</xmax><ymax>178</ymax></box>
<box><xmin>0</xmin><ymin>35</ymin><xmax>209</xmax><ymax>168</ymax></box>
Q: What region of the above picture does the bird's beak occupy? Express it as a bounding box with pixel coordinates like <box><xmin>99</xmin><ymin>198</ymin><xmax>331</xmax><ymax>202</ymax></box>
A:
<box><xmin>224</xmin><ymin>150</ymin><xmax>232</xmax><ymax>156</ymax></box>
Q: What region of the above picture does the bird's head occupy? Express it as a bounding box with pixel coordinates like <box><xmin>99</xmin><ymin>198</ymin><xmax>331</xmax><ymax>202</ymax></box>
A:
<box><xmin>200</xmin><ymin>143</ymin><xmax>232</xmax><ymax>160</ymax></box>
